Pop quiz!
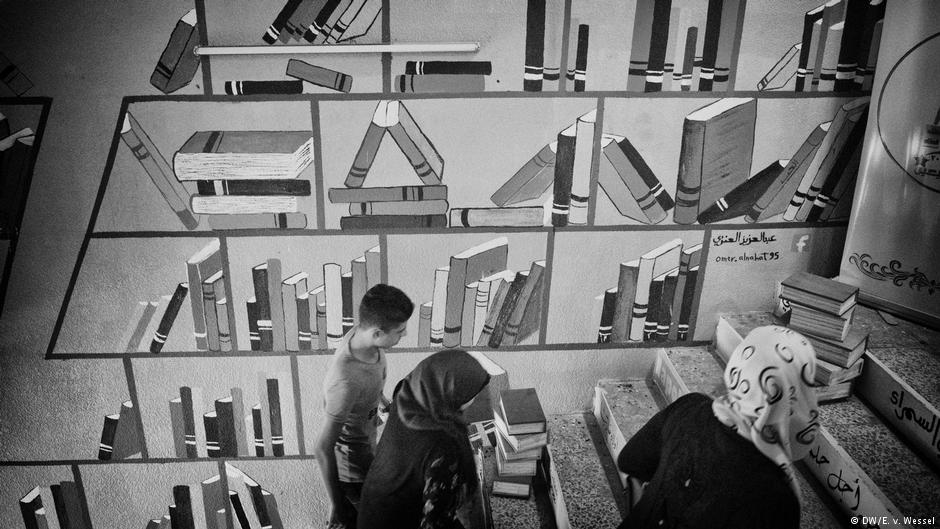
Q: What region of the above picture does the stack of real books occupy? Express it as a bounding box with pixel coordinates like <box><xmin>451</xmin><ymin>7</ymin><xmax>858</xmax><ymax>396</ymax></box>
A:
<box><xmin>489</xmin><ymin>388</ymin><xmax>550</xmax><ymax>499</ymax></box>
<box><xmin>780</xmin><ymin>271</ymin><xmax>868</xmax><ymax>400</ymax></box>
<box><xmin>330</xmin><ymin>100</ymin><xmax>448</xmax><ymax>230</ymax></box>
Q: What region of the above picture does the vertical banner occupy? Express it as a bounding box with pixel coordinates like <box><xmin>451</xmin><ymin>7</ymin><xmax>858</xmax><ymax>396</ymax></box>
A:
<box><xmin>840</xmin><ymin>1</ymin><xmax>940</xmax><ymax>326</ymax></box>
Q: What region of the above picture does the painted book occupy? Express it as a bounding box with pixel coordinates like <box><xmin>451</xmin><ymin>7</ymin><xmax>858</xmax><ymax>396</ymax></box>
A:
<box><xmin>151</xmin><ymin>9</ymin><xmax>200</xmax><ymax>94</ymax></box>
<box><xmin>174</xmin><ymin>131</ymin><xmax>314</xmax><ymax>181</ymax></box>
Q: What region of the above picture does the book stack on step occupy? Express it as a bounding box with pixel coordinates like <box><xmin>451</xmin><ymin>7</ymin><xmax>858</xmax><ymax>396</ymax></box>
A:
<box><xmin>490</xmin><ymin>388</ymin><xmax>549</xmax><ymax>500</ymax></box>
<box><xmin>173</xmin><ymin>130</ymin><xmax>313</xmax><ymax>230</ymax></box>
<box><xmin>19</xmin><ymin>482</ymin><xmax>89</xmax><ymax>529</ymax></box>
<box><xmin>332</xmin><ymin>100</ymin><xmax>450</xmax><ymax>229</ymax></box>
<box><xmin>779</xmin><ymin>272</ymin><xmax>868</xmax><ymax>399</ymax></box>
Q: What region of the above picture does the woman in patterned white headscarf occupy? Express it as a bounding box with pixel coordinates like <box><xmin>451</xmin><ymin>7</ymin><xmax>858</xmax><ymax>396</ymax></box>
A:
<box><xmin>616</xmin><ymin>326</ymin><xmax>819</xmax><ymax>529</ymax></box>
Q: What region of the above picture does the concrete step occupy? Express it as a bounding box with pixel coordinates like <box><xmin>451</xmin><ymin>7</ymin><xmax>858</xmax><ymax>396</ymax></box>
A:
<box><xmin>664</xmin><ymin>347</ymin><xmax>846</xmax><ymax>529</ymax></box>
<box><xmin>592</xmin><ymin>378</ymin><xmax>666</xmax><ymax>488</ymax></box>
<box><xmin>546</xmin><ymin>413</ymin><xmax>623</xmax><ymax>529</ymax></box>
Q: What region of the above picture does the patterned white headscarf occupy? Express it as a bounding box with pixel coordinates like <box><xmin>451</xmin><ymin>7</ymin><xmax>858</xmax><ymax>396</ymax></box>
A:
<box><xmin>712</xmin><ymin>325</ymin><xmax>820</xmax><ymax>503</ymax></box>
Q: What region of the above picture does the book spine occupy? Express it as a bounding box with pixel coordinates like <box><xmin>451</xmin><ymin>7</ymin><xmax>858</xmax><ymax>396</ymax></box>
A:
<box><xmin>477</xmin><ymin>280</ymin><xmax>511</xmax><ymax>346</ymax></box>
<box><xmin>324</xmin><ymin>0</ymin><xmax>366</xmax><ymax>42</ymax></box>
<box><xmin>680</xmin><ymin>26</ymin><xmax>698</xmax><ymax>91</ymax></box>
<box><xmin>807</xmin><ymin>111</ymin><xmax>866</xmax><ymax>220</ymax></box>
<box><xmin>252</xmin><ymin>266</ymin><xmax>273</xmax><ymax>351</ymax></box>
<box><xmin>542</xmin><ymin>4</ymin><xmax>562</xmax><ymax>89</ymax></box>
<box><xmin>405</xmin><ymin>61</ymin><xmax>493</xmax><ymax>75</ymax></box>
<box><xmin>50</xmin><ymin>484</ymin><xmax>70</xmax><ymax>529</ymax></box>
<box><xmin>628</xmin><ymin>0</ymin><xmax>656</xmax><ymax>91</ymax></box>
<box><xmin>121</xmin><ymin>112</ymin><xmax>199</xmax><ymax>230</ymax></box>
<box><xmin>281</xmin><ymin>278</ymin><xmax>304</xmax><ymax>352</ymax></box>
<box><xmin>487</xmin><ymin>271</ymin><xmax>528</xmax><ymax>348</ymax></box>
<box><xmin>286</xmin><ymin>58</ymin><xmax>353</xmax><ymax>93</ymax></box>
<box><xmin>229</xmin><ymin>491</ymin><xmax>251</xmax><ymax>529</ymax></box>
<box><xmin>551</xmin><ymin>125</ymin><xmax>576</xmax><ymax>226</ymax></box>
<box><xmin>677</xmin><ymin>267</ymin><xmax>699</xmax><ymax>340</ymax></box>
<box><xmin>598</xmin><ymin>288</ymin><xmax>618</xmax><ymax>343</ymax></box>
<box><xmin>598</xmin><ymin>136</ymin><xmax>665</xmax><ymax>223</ymax></box>
<box><xmin>712</xmin><ymin>0</ymin><xmax>743</xmax><ymax>91</ymax></box>
<box><xmin>523</xmin><ymin>0</ymin><xmax>546</xmax><ymax>91</ymax></box>
<box><xmin>490</xmin><ymin>142</ymin><xmax>556</xmax><ymax>207</ymax></box>
<box><xmin>267</xmin><ymin>377</ymin><xmax>285</xmax><ymax>456</ymax></box>
<box><xmin>644</xmin><ymin>0</ymin><xmax>672</xmax><ymax>92</ymax></box>
<box><xmin>341</xmin><ymin>272</ymin><xmax>354</xmax><ymax>336</ymax></box>
<box><xmin>57</xmin><ymin>482</ymin><xmax>86</xmax><ymax>529</ymax></box>
<box><xmin>304</xmin><ymin>0</ymin><xmax>343</xmax><ymax>42</ymax></box>
<box><xmin>223</xmin><ymin>80</ymin><xmax>304</xmax><ymax>95</ymax></box>
<box><xmin>97</xmin><ymin>415</ymin><xmax>118</xmax><ymax>460</ymax></box>
<box><xmin>698</xmin><ymin>0</ymin><xmax>724</xmax><ymax>91</ymax></box>
<box><xmin>853</xmin><ymin>0</ymin><xmax>886</xmax><ymax>89</ymax></box>
<box><xmin>365</xmin><ymin>245</ymin><xmax>382</xmax><ymax>288</ymax></box>
<box><xmin>179</xmin><ymin>386</ymin><xmax>199</xmax><ymax>458</ymax></box>
<box><xmin>418</xmin><ymin>301</ymin><xmax>433</xmax><ymax>347</ymax></box>
<box><xmin>204</xmin><ymin>411</ymin><xmax>220</xmax><ymax>457</ymax></box>
<box><xmin>112</xmin><ymin>400</ymin><xmax>141</xmax><ymax>459</ymax></box>
<box><xmin>340</xmin><ymin>214</ymin><xmax>448</xmax><ymax>229</ymax></box>
<box><xmin>834</xmin><ymin>0</ymin><xmax>867</xmax><ymax>92</ymax></box>
<box><xmin>430</xmin><ymin>267</ymin><xmax>449</xmax><ymax>346</ymax></box>
<box><xmin>611</xmin><ymin>260</ymin><xmax>639</xmax><ymax>343</ymax></box>
<box><xmin>344</xmin><ymin>103</ymin><xmax>388</xmax><ymax>188</ymax></box>
<box><xmin>263</xmin><ymin>490</ymin><xmax>285</xmax><ymax>529</ymax></box>
<box><xmin>351</xmin><ymin>256</ymin><xmax>367</xmax><ymax>325</ymax></box>
<box><xmin>387</xmin><ymin>102</ymin><xmax>445</xmax><ymax>185</ymax></box>
<box><xmin>348</xmin><ymin>199</ymin><xmax>449</xmax><ymax>216</ymax></box>
<box><xmin>150</xmin><ymin>282</ymin><xmax>189</xmax><ymax>353</ymax></box>
<box><xmin>657</xmin><ymin>271</ymin><xmax>679</xmax><ymax>341</ymax></box>
<box><xmin>230</xmin><ymin>387</ymin><xmax>250</xmax><ymax>457</ymax></box>
<box><xmin>397</xmin><ymin>74</ymin><xmax>485</xmax><ymax>93</ymax></box>
<box><xmin>502</xmin><ymin>261</ymin><xmax>545</xmax><ymax>345</ymax></box>
<box><xmin>266</xmin><ymin>259</ymin><xmax>286</xmax><ymax>352</ymax></box>
<box><xmin>315</xmin><ymin>287</ymin><xmax>328</xmax><ymax>349</ymax></box>
<box><xmin>171</xmin><ymin>486</ymin><xmax>195</xmax><ymax>529</ymax></box>
<box><xmin>569</xmin><ymin>111</ymin><xmax>595</xmax><ymax>226</ymax></box>
<box><xmin>673</xmin><ymin>117</ymin><xmax>706</xmax><ymax>224</ymax></box>
<box><xmin>619</xmin><ymin>136</ymin><xmax>674</xmax><ymax>215</ymax></box>
<box><xmin>668</xmin><ymin>247</ymin><xmax>699</xmax><ymax>340</ymax></box>
<box><xmin>644</xmin><ymin>275</ymin><xmax>665</xmax><ymax>340</ymax></box>
<box><xmin>150</xmin><ymin>11</ymin><xmax>200</xmax><ymax>94</ymax></box>
<box><xmin>203</xmin><ymin>277</ymin><xmax>221</xmax><ymax>352</ymax></box>
<box><xmin>247</xmin><ymin>298</ymin><xmax>260</xmax><ymax>351</ymax></box>
<box><xmin>297</xmin><ymin>293</ymin><xmax>313</xmax><ymax>350</ymax></box>
<box><xmin>449</xmin><ymin>207</ymin><xmax>543</xmax><ymax>227</ymax></box>
<box><xmin>697</xmin><ymin>159</ymin><xmax>786</xmax><ymax>223</ymax></box>
<box><xmin>330</xmin><ymin>184</ymin><xmax>448</xmax><ymax>203</ymax></box>
<box><xmin>191</xmin><ymin>195</ymin><xmax>299</xmax><ymax>215</ymax></box>
<box><xmin>323</xmin><ymin>263</ymin><xmax>344</xmax><ymax>348</ymax></box>
<box><xmin>196</xmin><ymin>179</ymin><xmax>311</xmax><ymax>196</ymax></box>
<box><xmin>472</xmin><ymin>281</ymin><xmax>490</xmax><ymax>346</ymax></box>
<box><xmin>333</xmin><ymin>0</ymin><xmax>381</xmax><ymax>42</ymax></box>
<box><xmin>263</xmin><ymin>0</ymin><xmax>305</xmax><ymax>43</ymax></box>
<box><xmin>861</xmin><ymin>19</ymin><xmax>882</xmax><ymax>90</ymax></box>
<box><xmin>817</xmin><ymin>22</ymin><xmax>844</xmax><ymax>92</ymax></box>
<box><xmin>120</xmin><ymin>301</ymin><xmax>158</xmax><ymax>352</ymax></box>
<box><xmin>215</xmin><ymin>398</ymin><xmax>237</xmax><ymax>457</ymax></box>
<box><xmin>251</xmin><ymin>405</ymin><xmax>265</xmax><ymax>456</ymax></box>
<box><xmin>208</xmin><ymin>213</ymin><xmax>307</xmax><ymax>230</ymax></box>
<box><xmin>571</xmin><ymin>24</ymin><xmax>589</xmax><ymax>92</ymax></box>
<box><xmin>662</xmin><ymin>7</ymin><xmax>681</xmax><ymax>91</ymax></box>
<box><xmin>811</xmin><ymin>0</ymin><xmax>846</xmax><ymax>91</ymax></box>
<box><xmin>796</xmin><ymin>7</ymin><xmax>825</xmax><ymax>91</ymax></box>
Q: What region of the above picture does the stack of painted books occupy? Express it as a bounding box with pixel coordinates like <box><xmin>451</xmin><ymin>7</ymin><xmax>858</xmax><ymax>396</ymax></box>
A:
<box><xmin>488</xmin><ymin>388</ymin><xmax>550</xmax><ymax>499</ymax></box>
<box><xmin>780</xmin><ymin>271</ymin><xmax>868</xmax><ymax>400</ymax></box>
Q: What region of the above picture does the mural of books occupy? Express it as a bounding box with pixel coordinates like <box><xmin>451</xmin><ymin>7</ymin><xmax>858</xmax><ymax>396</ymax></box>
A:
<box><xmin>386</xmin><ymin>232</ymin><xmax>548</xmax><ymax>347</ymax></box>
<box><xmin>596</xmin><ymin>95</ymin><xmax>866</xmax><ymax>225</ymax></box>
<box><xmin>0</xmin><ymin>100</ymin><xmax>49</xmax><ymax>316</ymax></box>
<box><xmin>133</xmin><ymin>357</ymin><xmax>298</xmax><ymax>458</ymax></box>
<box><xmin>546</xmin><ymin>231</ymin><xmax>706</xmax><ymax>344</ymax></box>
<box><xmin>94</xmin><ymin>101</ymin><xmax>317</xmax><ymax>233</ymax></box>
<box><xmin>18</xmin><ymin>482</ymin><xmax>89</xmax><ymax>529</ymax></box>
<box><xmin>201</xmin><ymin>0</ymin><xmax>383</xmax><ymax>94</ymax></box>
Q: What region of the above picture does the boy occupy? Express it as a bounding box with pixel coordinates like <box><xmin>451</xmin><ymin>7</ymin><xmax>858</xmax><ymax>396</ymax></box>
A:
<box><xmin>315</xmin><ymin>284</ymin><xmax>413</xmax><ymax>529</ymax></box>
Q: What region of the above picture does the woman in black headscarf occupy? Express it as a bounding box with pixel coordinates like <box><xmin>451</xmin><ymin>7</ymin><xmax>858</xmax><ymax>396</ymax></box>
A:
<box><xmin>358</xmin><ymin>349</ymin><xmax>490</xmax><ymax>529</ymax></box>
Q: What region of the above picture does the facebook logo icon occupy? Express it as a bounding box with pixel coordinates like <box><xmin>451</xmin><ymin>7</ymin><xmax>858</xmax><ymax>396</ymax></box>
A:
<box><xmin>792</xmin><ymin>234</ymin><xmax>810</xmax><ymax>253</ymax></box>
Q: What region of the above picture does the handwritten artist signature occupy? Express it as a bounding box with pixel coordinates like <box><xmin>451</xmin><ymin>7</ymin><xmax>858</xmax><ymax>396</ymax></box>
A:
<box><xmin>890</xmin><ymin>390</ymin><xmax>940</xmax><ymax>456</ymax></box>
<box><xmin>712</xmin><ymin>231</ymin><xmax>778</xmax><ymax>247</ymax></box>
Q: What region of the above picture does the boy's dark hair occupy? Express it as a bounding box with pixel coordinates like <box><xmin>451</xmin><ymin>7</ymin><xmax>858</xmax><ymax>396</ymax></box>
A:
<box><xmin>358</xmin><ymin>284</ymin><xmax>414</xmax><ymax>332</ymax></box>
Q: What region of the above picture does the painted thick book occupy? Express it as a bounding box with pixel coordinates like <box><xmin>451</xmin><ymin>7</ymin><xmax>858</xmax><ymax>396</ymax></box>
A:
<box><xmin>349</xmin><ymin>199</ymin><xmax>448</xmax><ymax>216</ymax></box>
<box><xmin>196</xmin><ymin>179</ymin><xmax>311</xmax><ymax>196</ymax></box>
<box><xmin>598</xmin><ymin>134</ymin><xmax>670</xmax><ymax>224</ymax></box>
<box><xmin>780</xmin><ymin>271</ymin><xmax>858</xmax><ymax>315</ymax></box>
<box><xmin>151</xmin><ymin>9</ymin><xmax>200</xmax><ymax>94</ymax></box>
<box><xmin>443</xmin><ymin>237</ymin><xmax>509</xmax><ymax>347</ymax></box>
<box><xmin>673</xmin><ymin>98</ymin><xmax>756</xmax><ymax>224</ymax></box>
<box><xmin>173</xmin><ymin>131</ymin><xmax>314</xmax><ymax>181</ymax></box>
<box><xmin>397</xmin><ymin>74</ymin><xmax>485</xmax><ymax>93</ymax></box>
<box><xmin>490</xmin><ymin>141</ymin><xmax>556</xmax><ymax>207</ymax></box>
<box><xmin>499</xmin><ymin>388</ymin><xmax>547</xmax><ymax>435</ymax></box>
<box><xmin>330</xmin><ymin>184</ymin><xmax>447</xmax><ymax>203</ymax></box>
<box><xmin>340</xmin><ymin>214</ymin><xmax>447</xmax><ymax>229</ymax></box>
<box><xmin>286</xmin><ymin>58</ymin><xmax>353</xmax><ymax>93</ymax></box>
<box><xmin>121</xmin><ymin>112</ymin><xmax>199</xmax><ymax>230</ymax></box>
<box><xmin>449</xmin><ymin>206</ymin><xmax>543</xmax><ymax>227</ymax></box>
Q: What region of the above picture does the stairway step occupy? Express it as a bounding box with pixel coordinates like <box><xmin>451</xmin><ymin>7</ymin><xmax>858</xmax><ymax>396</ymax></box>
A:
<box><xmin>547</xmin><ymin>413</ymin><xmax>623</xmax><ymax>529</ymax></box>
<box><xmin>664</xmin><ymin>346</ymin><xmax>845</xmax><ymax>529</ymax></box>
<box><xmin>592</xmin><ymin>378</ymin><xmax>667</xmax><ymax>489</ymax></box>
<box><xmin>819</xmin><ymin>397</ymin><xmax>940</xmax><ymax>518</ymax></box>
<box><xmin>854</xmin><ymin>305</ymin><xmax>940</xmax><ymax>350</ymax></box>
<box><xmin>478</xmin><ymin>445</ymin><xmax>554</xmax><ymax>529</ymax></box>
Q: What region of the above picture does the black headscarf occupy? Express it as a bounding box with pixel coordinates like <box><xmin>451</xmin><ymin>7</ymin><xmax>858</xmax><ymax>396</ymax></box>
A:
<box><xmin>393</xmin><ymin>349</ymin><xmax>490</xmax><ymax>490</ymax></box>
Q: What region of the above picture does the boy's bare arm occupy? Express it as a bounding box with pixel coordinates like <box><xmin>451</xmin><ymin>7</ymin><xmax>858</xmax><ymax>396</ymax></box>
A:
<box><xmin>314</xmin><ymin>419</ymin><xmax>348</xmax><ymax>519</ymax></box>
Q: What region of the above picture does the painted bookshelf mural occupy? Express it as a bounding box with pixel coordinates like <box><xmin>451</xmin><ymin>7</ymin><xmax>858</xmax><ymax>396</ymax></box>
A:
<box><xmin>5</xmin><ymin>0</ymin><xmax>901</xmax><ymax>527</ymax></box>
<box><xmin>0</xmin><ymin>99</ymin><xmax>49</xmax><ymax>316</ymax></box>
